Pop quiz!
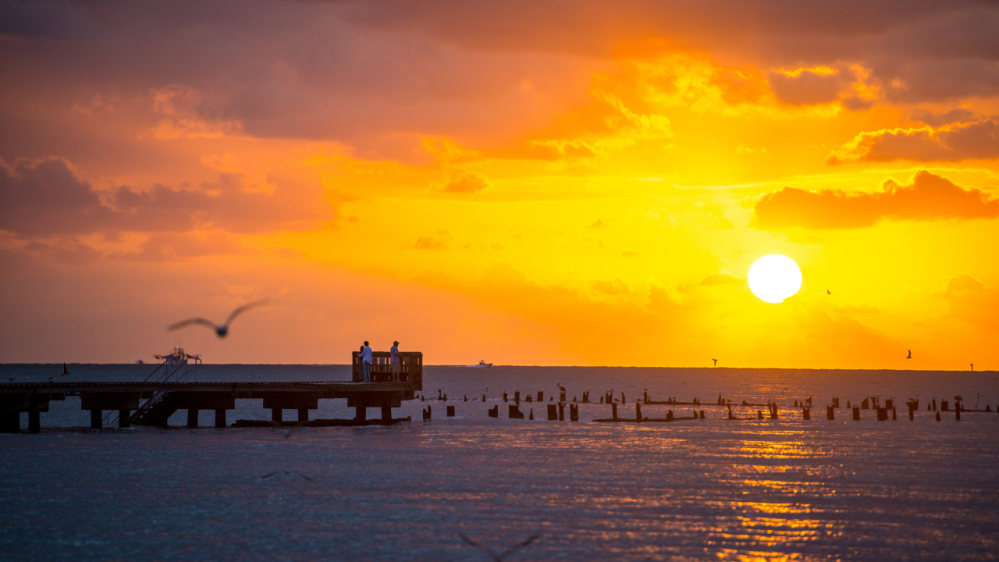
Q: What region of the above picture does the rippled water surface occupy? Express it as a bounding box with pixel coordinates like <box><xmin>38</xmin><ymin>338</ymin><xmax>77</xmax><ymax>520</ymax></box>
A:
<box><xmin>1</xmin><ymin>364</ymin><xmax>998</xmax><ymax>561</ymax></box>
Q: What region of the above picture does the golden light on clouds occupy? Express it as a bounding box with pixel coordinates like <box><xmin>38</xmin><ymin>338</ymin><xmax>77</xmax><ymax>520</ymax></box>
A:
<box><xmin>1</xmin><ymin>1</ymin><xmax>998</xmax><ymax>368</ymax></box>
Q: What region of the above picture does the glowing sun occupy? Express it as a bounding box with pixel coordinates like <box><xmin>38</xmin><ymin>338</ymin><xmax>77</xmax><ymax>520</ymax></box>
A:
<box><xmin>748</xmin><ymin>255</ymin><xmax>802</xmax><ymax>303</ymax></box>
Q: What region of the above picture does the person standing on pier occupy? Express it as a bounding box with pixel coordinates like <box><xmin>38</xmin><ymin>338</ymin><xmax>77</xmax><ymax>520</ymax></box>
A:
<box><xmin>390</xmin><ymin>341</ymin><xmax>401</xmax><ymax>382</ymax></box>
<box><xmin>360</xmin><ymin>341</ymin><xmax>373</xmax><ymax>382</ymax></box>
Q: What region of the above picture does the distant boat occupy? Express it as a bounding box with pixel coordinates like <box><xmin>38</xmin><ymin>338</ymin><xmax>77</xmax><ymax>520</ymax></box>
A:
<box><xmin>466</xmin><ymin>360</ymin><xmax>493</xmax><ymax>368</ymax></box>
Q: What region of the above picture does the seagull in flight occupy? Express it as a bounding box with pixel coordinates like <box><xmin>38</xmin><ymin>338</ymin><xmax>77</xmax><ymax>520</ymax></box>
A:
<box><xmin>458</xmin><ymin>532</ymin><xmax>541</xmax><ymax>562</ymax></box>
<box><xmin>260</xmin><ymin>468</ymin><xmax>313</xmax><ymax>482</ymax></box>
<box><xmin>711</xmin><ymin>358</ymin><xmax>718</xmax><ymax>366</ymax></box>
<box><xmin>906</xmin><ymin>349</ymin><xmax>912</xmax><ymax>359</ymax></box>
<box><xmin>169</xmin><ymin>299</ymin><xmax>268</xmax><ymax>338</ymax></box>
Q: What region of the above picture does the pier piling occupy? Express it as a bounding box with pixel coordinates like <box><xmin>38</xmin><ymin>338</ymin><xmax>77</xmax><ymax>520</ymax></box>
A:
<box><xmin>636</xmin><ymin>402</ymin><xmax>642</xmax><ymax>422</ymax></box>
<box><xmin>28</xmin><ymin>409</ymin><xmax>40</xmax><ymax>433</ymax></box>
<box><xmin>90</xmin><ymin>409</ymin><xmax>102</xmax><ymax>429</ymax></box>
<box><xmin>827</xmin><ymin>406</ymin><xmax>835</xmax><ymax>420</ymax></box>
<box><xmin>354</xmin><ymin>406</ymin><xmax>366</xmax><ymax>421</ymax></box>
<box><xmin>187</xmin><ymin>409</ymin><xmax>198</xmax><ymax>428</ymax></box>
<box><xmin>488</xmin><ymin>405</ymin><xmax>498</xmax><ymax>418</ymax></box>
<box><xmin>298</xmin><ymin>408</ymin><xmax>309</xmax><ymax>423</ymax></box>
<box><xmin>853</xmin><ymin>406</ymin><xmax>860</xmax><ymax>421</ymax></box>
<box><xmin>447</xmin><ymin>405</ymin><xmax>455</xmax><ymax>417</ymax></box>
<box><xmin>215</xmin><ymin>409</ymin><xmax>226</xmax><ymax>428</ymax></box>
<box><xmin>570</xmin><ymin>403</ymin><xmax>579</xmax><ymax>422</ymax></box>
<box><xmin>381</xmin><ymin>404</ymin><xmax>392</xmax><ymax>421</ymax></box>
<box><xmin>611</xmin><ymin>402</ymin><xmax>618</xmax><ymax>420</ymax></box>
<box><xmin>558</xmin><ymin>402</ymin><xmax>565</xmax><ymax>421</ymax></box>
<box><xmin>118</xmin><ymin>409</ymin><xmax>130</xmax><ymax>428</ymax></box>
<box><xmin>272</xmin><ymin>409</ymin><xmax>283</xmax><ymax>423</ymax></box>
<box><xmin>547</xmin><ymin>404</ymin><xmax>557</xmax><ymax>420</ymax></box>
<box><xmin>803</xmin><ymin>408</ymin><xmax>810</xmax><ymax>420</ymax></box>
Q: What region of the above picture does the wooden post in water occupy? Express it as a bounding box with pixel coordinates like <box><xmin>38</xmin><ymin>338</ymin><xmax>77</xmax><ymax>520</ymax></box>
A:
<box><xmin>423</xmin><ymin>406</ymin><xmax>431</xmax><ymax>420</ymax></box>
<box><xmin>538</xmin><ymin>391</ymin><xmax>543</xmax><ymax>402</ymax></box>
<box><xmin>636</xmin><ymin>402</ymin><xmax>642</xmax><ymax>422</ymax></box>
<box><xmin>802</xmin><ymin>408</ymin><xmax>810</xmax><ymax>420</ymax></box>
<box><xmin>892</xmin><ymin>407</ymin><xmax>897</xmax><ymax>421</ymax></box>
<box><xmin>215</xmin><ymin>409</ymin><xmax>226</xmax><ymax>428</ymax></box>
<box><xmin>508</xmin><ymin>405</ymin><xmax>524</xmax><ymax>419</ymax></box>
<box><xmin>827</xmin><ymin>406</ymin><xmax>835</xmax><ymax>420</ymax></box>
<box><xmin>853</xmin><ymin>406</ymin><xmax>860</xmax><ymax>421</ymax></box>
<box><xmin>503</xmin><ymin>392</ymin><xmax>508</xmax><ymax>402</ymax></box>
<box><xmin>582</xmin><ymin>391</ymin><xmax>589</xmax><ymax>403</ymax></box>
<box><xmin>876</xmin><ymin>407</ymin><xmax>887</xmax><ymax>421</ymax></box>
<box><xmin>941</xmin><ymin>400</ymin><xmax>949</xmax><ymax>411</ymax></box>
<box><xmin>956</xmin><ymin>407</ymin><xmax>960</xmax><ymax>422</ymax></box>
<box><xmin>529</xmin><ymin>409</ymin><xmax>534</xmax><ymax>420</ymax></box>
<box><xmin>611</xmin><ymin>402</ymin><xmax>618</xmax><ymax>420</ymax></box>
<box><xmin>908</xmin><ymin>404</ymin><xmax>915</xmax><ymax>421</ymax></box>
<box><xmin>90</xmin><ymin>409</ymin><xmax>102</xmax><ymax>429</ymax></box>
<box><xmin>558</xmin><ymin>402</ymin><xmax>565</xmax><ymax>421</ymax></box>
<box><xmin>935</xmin><ymin>411</ymin><xmax>940</xmax><ymax>421</ymax></box>
<box><xmin>569</xmin><ymin>404</ymin><xmax>579</xmax><ymax>422</ymax></box>
<box><xmin>547</xmin><ymin>404</ymin><xmax>557</xmax><ymax>420</ymax></box>
<box><xmin>446</xmin><ymin>405</ymin><xmax>455</xmax><ymax>417</ymax></box>
<box><xmin>514</xmin><ymin>391</ymin><xmax>520</xmax><ymax>404</ymax></box>
<box><xmin>832</xmin><ymin>397</ymin><xmax>839</xmax><ymax>408</ymax></box>
<box><xmin>488</xmin><ymin>405</ymin><xmax>498</xmax><ymax>418</ymax></box>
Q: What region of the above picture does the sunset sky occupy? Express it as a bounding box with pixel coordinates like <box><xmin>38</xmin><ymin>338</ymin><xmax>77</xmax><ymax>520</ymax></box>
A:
<box><xmin>2</xmin><ymin>0</ymin><xmax>998</xmax><ymax>368</ymax></box>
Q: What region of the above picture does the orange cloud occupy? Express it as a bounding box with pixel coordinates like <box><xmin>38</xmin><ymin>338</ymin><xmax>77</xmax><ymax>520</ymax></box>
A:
<box><xmin>441</xmin><ymin>170</ymin><xmax>490</xmax><ymax>193</ymax></box>
<box><xmin>829</xmin><ymin>117</ymin><xmax>999</xmax><ymax>163</ymax></box>
<box><xmin>0</xmin><ymin>157</ymin><xmax>333</xmax><ymax>238</ymax></box>
<box><xmin>753</xmin><ymin>171</ymin><xmax>999</xmax><ymax>229</ymax></box>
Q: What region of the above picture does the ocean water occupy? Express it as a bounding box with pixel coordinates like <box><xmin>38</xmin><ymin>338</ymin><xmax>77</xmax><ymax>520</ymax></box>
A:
<box><xmin>1</xmin><ymin>364</ymin><xmax>998</xmax><ymax>561</ymax></box>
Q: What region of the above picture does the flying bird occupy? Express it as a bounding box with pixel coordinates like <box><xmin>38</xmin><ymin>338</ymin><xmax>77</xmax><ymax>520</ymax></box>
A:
<box><xmin>781</xmin><ymin>387</ymin><xmax>788</xmax><ymax>396</ymax></box>
<box><xmin>906</xmin><ymin>349</ymin><xmax>912</xmax><ymax>359</ymax></box>
<box><xmin>458</xmin><ymin>532</ymin><xmax>541</xmax><ymax>562</ymax></box>
<box><xmin>168</xmin><ymin>299</ymin><xmax>268</xmax><ymax>338</ymax></box>
<box><xmin>260</xmin><ymin>468</ymin><xmax>313</xmax><ymax>482</ymax></box>
<box><xmin>712</xmin><ymin>358</ymin><xmax>718</xmax><ymax>366</ymax></box>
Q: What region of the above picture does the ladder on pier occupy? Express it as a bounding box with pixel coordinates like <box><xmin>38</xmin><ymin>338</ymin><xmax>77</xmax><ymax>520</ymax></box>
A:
<box><xmin>103</xmin><ymin>347</ymin><xmax>201</xmax><ymax>427</ymax></box>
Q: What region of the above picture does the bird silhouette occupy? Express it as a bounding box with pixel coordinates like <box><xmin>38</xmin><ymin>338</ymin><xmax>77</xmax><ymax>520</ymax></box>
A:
<box><xmin>168</xmin><ymin>299</ymin><xmax>268</xmax><ymax>338</ymax></box>
<box><xmin>260</xmin><ymin>468</ymin><xmax>313</xmax><ymax>482</ymax></box>
<box><xmin>826</xmin><ymin>289</ymin><xmax>831</xmax><ymax>295</ymax></box>
<box><xmin>458</xmin><ymin>532</ymin><xmax>541</xmax><ymax>562</ymax></box>
<box><xmin>711</xmin><ymin>358</ymin><xmax>718</xmax><ymax>366</ymax></box>
<box><xmin>906</xmin><ymin>349</ymin><xmax>912</xmax><ymax>359</ymax></box>
<box><xmin>970</xmin><ymin>363</ymin><xmax>974</xmax><ymax>371</ymax></box>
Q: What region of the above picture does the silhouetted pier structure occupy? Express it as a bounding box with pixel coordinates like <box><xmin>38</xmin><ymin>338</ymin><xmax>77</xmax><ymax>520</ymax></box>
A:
<box><xmin>0</xmin><ymin>348</ymin><xmax>422</xmax><ymax>432</ymax></box>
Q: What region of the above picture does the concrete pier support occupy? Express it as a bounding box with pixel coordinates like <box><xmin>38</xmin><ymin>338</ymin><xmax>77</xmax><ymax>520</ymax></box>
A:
<box><xmin>187</xmin><ymin>409</ymin><xmax>198</xmax><ymax>428</ymax></box>
<box><xmin>118</xmin><ymin>410</ymin><xmax>130</xmax><ymax>428</ymax></box>
<box><xmin>355</xmin><ymin>406</ymin><xmax>366</xmax><ymax>421</ymax></box>
<box><xmin>90</xmin><ymin>409</ymin><xmax>102</xmax><ymax>429</ymax></box>
<box><xmin>381</xmin><ymin>404</ymin><xmax>392</xmax><ymax>421</ymax></box>
<box><xmin>272</xmin><ymin>409</ymin><xmax>283</xmax><ymax>423</ymax></box>
<box><xmin>28</xmin><ymin>410</ymin><xmax>40</xmax><ymax>433</ymax></box>
<box><xmin>215</xmin><ymin>409</ymin><xmax>227</xmax><ymax>428</ymax></box>
<box><xmin>0</xmin><ymin>411</ymin><xmax>19</xmax><ymax>433</ymax></box>
<box><xmin>298</xmin><ymin>408</ymin><xmax>309</xmax><ymax>423</ymax></box>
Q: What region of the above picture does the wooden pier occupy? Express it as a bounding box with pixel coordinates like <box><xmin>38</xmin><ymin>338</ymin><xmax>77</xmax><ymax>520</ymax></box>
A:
<box><xmin>0</xmin><ymin>349</ymin><xmax>422</xmax><ymax>433</ymax></box>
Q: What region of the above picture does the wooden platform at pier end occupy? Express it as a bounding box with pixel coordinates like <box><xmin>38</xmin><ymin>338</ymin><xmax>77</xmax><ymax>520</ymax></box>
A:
<box><xmin>0</xmin><ymin>351</ymin><xmax>422</xmax><ymax>432</ymax></box>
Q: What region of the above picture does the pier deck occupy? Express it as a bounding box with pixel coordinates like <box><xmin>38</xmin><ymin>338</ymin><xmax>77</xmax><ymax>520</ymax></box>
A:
<box><xmin>1</xmin><ymin>350</ymin><xmax>423</xmax><ymax>433</ymax></box>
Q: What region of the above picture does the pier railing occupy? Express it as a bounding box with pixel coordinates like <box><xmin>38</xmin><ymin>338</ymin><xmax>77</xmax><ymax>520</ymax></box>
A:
<box><xmin>352</xmin><ymin>351</ymin><xmax>422</xmax><ymax>389</ymax></box>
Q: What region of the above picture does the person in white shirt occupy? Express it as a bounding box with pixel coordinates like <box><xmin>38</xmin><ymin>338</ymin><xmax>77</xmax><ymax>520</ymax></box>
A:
<box><xmin>390</xmin><ymin>341</ymin><xmax>401</xmax><ymax>382</ymax></box>
<box><xmin>360</xmin><ymin>341</ymin><xmax>373</xmax><ymax>382</ymax></box>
